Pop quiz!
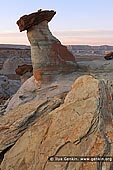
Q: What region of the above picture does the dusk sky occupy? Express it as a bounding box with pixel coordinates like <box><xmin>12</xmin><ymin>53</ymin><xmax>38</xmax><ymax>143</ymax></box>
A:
<box><xmin>0</xmin><ymin>0</ymin><xmax>113</xmax><ymax>45</ymax></box>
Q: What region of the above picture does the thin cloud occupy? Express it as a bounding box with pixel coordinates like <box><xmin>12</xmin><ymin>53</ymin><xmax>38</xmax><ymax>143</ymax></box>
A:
<box><xmin>53</xmin><ymin>30</ymin><xmax>113</xmax><ymax>37</ymax></box>
<box><xmin>0</xmin><ymin>32</ymin><xmax>26</xmax><ymax>37</ymax></box>
<box><xmin>53</xmin><ymin>30</ymin><xmax>113</xmax><ymax>45</ymax></box>
<box><xmin>0</xmin><ymin>30</ymin><xmax>113</xmax><ymax>45</ymax></box>
<box><xmin>0</xmin><ymin>32</ymin><xmax>29</xmax><ymax>45</ymax></box>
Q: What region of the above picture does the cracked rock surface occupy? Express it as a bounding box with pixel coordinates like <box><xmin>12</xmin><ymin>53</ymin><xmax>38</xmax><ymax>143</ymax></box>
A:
<box><xmin>0</xmin><ymin>75</ymin><xmax>113</xmax><ymax>170</ymax></box>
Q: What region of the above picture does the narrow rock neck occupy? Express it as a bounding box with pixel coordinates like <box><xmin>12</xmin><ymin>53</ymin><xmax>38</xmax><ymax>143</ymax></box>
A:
<box><xmin>27</xmin><ymin>21</ymin><xmax>59</xmax><ymax>46</ymax></box>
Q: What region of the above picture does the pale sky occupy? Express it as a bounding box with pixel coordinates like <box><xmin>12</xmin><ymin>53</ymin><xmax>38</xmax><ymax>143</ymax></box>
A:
<box><xmin>0</xmin><ymin>0</ymin><xmax>113</xmax><ymax>45</ymax></box>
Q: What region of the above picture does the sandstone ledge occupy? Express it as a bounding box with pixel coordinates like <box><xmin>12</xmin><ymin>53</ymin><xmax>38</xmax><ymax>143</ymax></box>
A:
<box><xmin>0</xmin><ymin>75</ymin><xmax>113</xmax><ymax>170</ymax></box>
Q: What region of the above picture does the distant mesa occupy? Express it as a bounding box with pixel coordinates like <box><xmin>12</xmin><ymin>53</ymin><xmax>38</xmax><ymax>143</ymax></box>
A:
<box><xmin>104</xmin><ymin>51</ymin><xmax>113</xmax><ymax>60</ymax></box>
<box><xmin>0</xmin><ymin>44</ymin><xmax>30</xmax><ymax>49</ymax></box>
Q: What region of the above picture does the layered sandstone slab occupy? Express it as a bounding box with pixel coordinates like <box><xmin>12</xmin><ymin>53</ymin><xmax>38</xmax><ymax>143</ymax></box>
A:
<box><xmin>5</xmin><ymin>73</ymin><xmax>76</xmax><ymax>112</ymax></box>
<box><xmin>1</xmin><ymin>75</ymin><xmax>113</xmax><ymax>170</ymax></box>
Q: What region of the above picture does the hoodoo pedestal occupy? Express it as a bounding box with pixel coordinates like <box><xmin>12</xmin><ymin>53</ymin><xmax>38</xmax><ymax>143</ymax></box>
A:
<box><xmin>17</xmin><ymin>10</ymin><xmax>77</xmax><ymax>83</ymax></box>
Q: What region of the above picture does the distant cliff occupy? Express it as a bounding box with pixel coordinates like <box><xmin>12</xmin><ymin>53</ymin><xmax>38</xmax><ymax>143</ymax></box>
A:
<box><xmin>67</xmin><ymin>45</ymin><xmax>113</xmax><ymax>61</ymax></box>
<box><xmin>0</xmin><ymin>44</ymin><xmax>31</xmax><ymax>69</ymax></box>
<box><xmin>1</xmin><ymin>44</ymin><xmax>113</xmax><ymax>68</ymax></box>
<box><xmin>67</xmin><ymin>45</ymin><xmax>113</xmax><ymax>51</ymax></box>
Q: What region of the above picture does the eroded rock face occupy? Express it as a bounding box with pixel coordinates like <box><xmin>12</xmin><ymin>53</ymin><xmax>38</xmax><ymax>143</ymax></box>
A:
<box><xmin>17</xmin><ymin>10</ymin><xmax>77</xmax><ymax>82</ymax></box>
<box><xmin>1</xmin><ymin>75</ymin><xmax>113</xmax><ymax>170</ymax></box>
<box><xmin>27</xmin><ymin>21</ymin><xmax>77</xmax><ymax>76</ymax></box>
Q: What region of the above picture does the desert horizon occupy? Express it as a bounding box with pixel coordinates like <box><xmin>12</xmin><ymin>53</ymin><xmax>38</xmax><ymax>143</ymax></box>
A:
<box><xmin>0</xmin><ymin>43</ymin><xmax>113</xmax><ymax>47</ymax></box>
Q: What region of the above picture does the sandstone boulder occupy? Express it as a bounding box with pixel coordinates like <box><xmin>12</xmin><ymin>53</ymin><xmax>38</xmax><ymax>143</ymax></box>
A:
<box><xmin>15</xmin><ymin>64</ymin><xmax>33</xmax><ymax>76</ymax></box>
<box><xmin>1</xmin><ymin>75</ymin><xmax>113</xmax><ymax>170</ymax></box>
<box><xmin>104</xmin><ymin>51</ymin><xmax>113</xmax><ymax>60</ymax></box>
<box><xmin>15</xmin><ymin>64</ymin><xmax>33</xmax><ymax>84</ymax></box>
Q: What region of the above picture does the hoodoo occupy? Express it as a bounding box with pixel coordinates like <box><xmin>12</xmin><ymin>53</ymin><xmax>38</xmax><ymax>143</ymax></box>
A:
<box><xmin>17</xmin><ymin>9</ymin><xmax>77</xmax><ymax>84</ymax></box>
